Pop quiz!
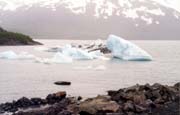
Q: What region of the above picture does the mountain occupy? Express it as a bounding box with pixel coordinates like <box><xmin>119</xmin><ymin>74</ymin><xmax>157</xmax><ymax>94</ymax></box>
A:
<box><xmin>0</xmin><ymin>0</ymin><xmax>180</xmax><ymax>40</ymax></box>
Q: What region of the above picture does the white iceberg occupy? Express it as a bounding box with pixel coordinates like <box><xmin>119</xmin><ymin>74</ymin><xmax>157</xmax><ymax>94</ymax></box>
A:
<box><xmin>0</xmin><ymin>51</ymin><xmax>35</xmax><ymax>60</ymax></box>
<box><xmin>0</xmin><ymin>51</ymin><xmax>18</xmax><ymax>59</ymax></box>
<box><xmin>35</xmin><ymin>52</ymin><xmax>72</xmax><ymax>64</ymax></box>
<box><xmin>107</xmin><ymin>35</ymin><xmax>152</xmax><ymax>61</ymax></box>
<box><xmin>62</xmin><ymin>44</ymin><xmax>96</xmax><ymax>60</ymax></box>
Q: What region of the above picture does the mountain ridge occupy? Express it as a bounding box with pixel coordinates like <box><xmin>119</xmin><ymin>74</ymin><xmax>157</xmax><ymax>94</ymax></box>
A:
<box><xmin>0</xmin><ymin>0</ymin><xmax>180</xmax><ymax>40</ymax></box>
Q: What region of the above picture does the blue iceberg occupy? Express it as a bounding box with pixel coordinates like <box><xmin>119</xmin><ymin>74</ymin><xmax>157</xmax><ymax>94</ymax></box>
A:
<box><xmin>107</xmin><ymin>35</ymin><xmax>152</xmax><ymax>61</ymax></box>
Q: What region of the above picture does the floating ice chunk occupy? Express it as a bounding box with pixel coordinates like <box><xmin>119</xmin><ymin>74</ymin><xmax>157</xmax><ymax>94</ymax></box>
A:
<box><xmin>0</xmin><ymin>51</ymin><xmax>35</xmax><ymax>60</ymax></box>
<box><xmin>62</xmin><ymin>44</ymin><xmax>94</xmax><ymax>60</ymax></box>
<box><xmin>89</xmin><ymin>50</ymin><xmax>103</xmax><ymax>58</ymax></box>
<box><xmin>18</xmin><ymin>52</ymin><xmax>35</xmax><ymax>59</ymax></box>
<box><xmin>35</xmin><ymin>52</ymin><xmax>73</xmax><ymax>64</ymax></box>
<box><xmin>107</xmin><ymin>35</ymin><xmax>152</xmax><ymax>61</ymax></box>
<box><xmin>0</xmin><ymin>51</ymin><xmax>18</xmax><ymax>59</ymax></box>
<box><xmin>51</xmin><ymin>52</ymin><xmax>73</xmax><ymax>63</ymax></box>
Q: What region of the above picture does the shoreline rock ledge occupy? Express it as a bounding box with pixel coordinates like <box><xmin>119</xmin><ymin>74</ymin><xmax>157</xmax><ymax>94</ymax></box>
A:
<box><xmin>0</xmin><ymin>27</ymin><xmax>42</xmax><ymax>45</ymax></box>
<box><xmin>0</xmin><ymin>82</ymin><xmax>179</xmax><ymax>115</ymax></box>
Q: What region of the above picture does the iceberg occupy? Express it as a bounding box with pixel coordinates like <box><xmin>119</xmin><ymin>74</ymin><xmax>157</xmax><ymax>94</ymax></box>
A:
<box><xmin>62</xmin><ymin>44</ymin><xmax>96</xmax><ymax>60</ymax></box>
<box><xmin>35</xmin><ymin>52</ymin><xmax>73</xmax><ymax>64</ymax></box>
<box><xmin>0</xmin><ymin>51</ymin><xmax>18</xmax><ymax>59</ymax></box>
<box><xmin>0</xmin><ymin>51</ymin><xmax>35</xmax><ymax>60</ymax></box>
<box><xmin>106</xmin><ymin>35</ymin><xmax>152</xmax><ymax>61</ymax></box>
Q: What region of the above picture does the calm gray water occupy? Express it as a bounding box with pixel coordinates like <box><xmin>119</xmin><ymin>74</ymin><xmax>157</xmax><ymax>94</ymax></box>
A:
<box><xmin>0</xmin><ymin>40</ymin><xmax>180</xmax><ymax>103</ymax></box>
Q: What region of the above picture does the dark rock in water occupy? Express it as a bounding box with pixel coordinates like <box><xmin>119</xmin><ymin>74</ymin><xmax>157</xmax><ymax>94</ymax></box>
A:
<box><xmin>0</xmin><ymin>27</ymin><xmax>42</xmax><ymax>45</ymax></box>
<box><xmin>54</xmin><ymin>81</ymin><xmax>71</xmax><ymax>85</ymax></box>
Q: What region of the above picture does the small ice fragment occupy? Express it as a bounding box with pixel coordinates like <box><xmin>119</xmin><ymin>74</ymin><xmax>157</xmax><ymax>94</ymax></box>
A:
<box><xmin>0</xmin><ymin>51</ymin><xmax>18</xmax><ymax>59</ymax></box>
<box><xmin>0</xmin><ymin>51</ymin><xmax>35</xmax><ymax>60</ymax></box>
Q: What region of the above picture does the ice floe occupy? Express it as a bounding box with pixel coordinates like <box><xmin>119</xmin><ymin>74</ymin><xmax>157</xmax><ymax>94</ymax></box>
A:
<box><xmin>0</xmin><ymin>51</ymin><xmax>35</xmax><ymax>60</ymax></box>
<box><xmin>62</xmin><ymin>44</ymin><xmax>94</xmax><ymax>60</ymax></box>
<box><xmin>107</xmin><ymin>35</ymin><xmax>152</xmax><ymax>61</ymax></box>
<box><xmin>35</xmin><ymin>52</ymin><xmax>72</xmax><ymax>64</ymax></box>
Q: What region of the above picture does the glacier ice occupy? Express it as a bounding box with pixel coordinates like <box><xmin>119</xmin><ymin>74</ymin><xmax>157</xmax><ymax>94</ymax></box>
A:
<box><xmin>62</xmin><ymin>44</ymin><xmax>103</xmax><ymax>60</ymax></box>
<box><xmin>0</xmin><ymin>51</ymin><xmax>35</xmax><ymax>60</ymax></box>
<box><xmin>35</xmin><ymin>52</ymin><xmax>73</xmax><ymax>64</ymax></box>
<box><xmin>106</xmin><ymin>35</ymin><xmax>152</xmax><ymax>61</ymax></box>
<box><xmin>0</xmin><ymin>51</ymin><xmax>18</xmax><ymax>59</ymax></box>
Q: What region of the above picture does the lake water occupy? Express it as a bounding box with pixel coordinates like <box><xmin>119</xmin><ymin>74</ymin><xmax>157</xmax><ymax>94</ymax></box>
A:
<box><xmin>0</xmin><ymin>40</ymin><xmax>180</xmax><ymax>103</ymax></box>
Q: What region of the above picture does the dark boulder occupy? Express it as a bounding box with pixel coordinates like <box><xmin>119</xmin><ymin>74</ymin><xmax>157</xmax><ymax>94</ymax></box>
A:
<box><xmin>46</xmin><ymin>91</ymin><xmax>67</xmax><ymax>104</ymax></box>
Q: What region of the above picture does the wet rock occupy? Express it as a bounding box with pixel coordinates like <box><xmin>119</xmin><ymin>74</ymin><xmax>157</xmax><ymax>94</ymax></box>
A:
<box><xmin>14</xmin><ymin>98</ymin><xmax>71</xmax><ymax>115</ymax></box>
<box><xmin>77</xmin><ymin>96</ymin><xmax>82</xmax><ymax>101</ymax></box>
<box><xmin>145</xmin><ymin>99</ymin><xmax>156</xmax><ymax>108</ymax></box>
<box><xmin>134</xmin><ymin>105</ymin><xmax>146</xmax><ymax>113</ymax></box>
<box><xmin>174</xmin><ymin>82</ymin><xmax>180</xmax><ymax>90</ymax></box>
<box><xmin>54</xmin><ymin>81</ymin><xmax>71</xmax><ymax>85</ymax></box>
<box><xmin>58</xmin><ymin>110</ymin><xmax>72</xmax><ymax>115</ymax></box>
<box><xmin>31</xmin><ymin>98</ymin><xmax>47</xmax><ymax>106</ymax></box>
<box><xmin>79</xmin><ymin>95</ymin><xmax>120</xmax><ymax>114</ymax></box>
<box><xmin>0</xmin><ymin>102</ymin><xmax>18</xmax><ymax>113</ymax></box>
<box><xmin>46</xmin><ymin>91</ymin><xmax>67</xmax><ymax>104</ymax></box>
<box><xmin>15</xmin><ymin>97</ymin><xmax>32</xmax><ymax>108</ymax></box>
<box><xmin>133</xmin><ymin>94</ymin><xmax>146</xmax><ymax>105</ymax></box>
<box><xmin>123</xmin><ymin>101</ymin><xmax>134</xmax><ymax>111</ymax></box>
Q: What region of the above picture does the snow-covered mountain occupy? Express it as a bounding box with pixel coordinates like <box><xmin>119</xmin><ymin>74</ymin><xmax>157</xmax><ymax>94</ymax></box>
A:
<box><xmin>0</xmin><ymin>0</ymin><xmax>180</xmax><ymax>40</ymax></box>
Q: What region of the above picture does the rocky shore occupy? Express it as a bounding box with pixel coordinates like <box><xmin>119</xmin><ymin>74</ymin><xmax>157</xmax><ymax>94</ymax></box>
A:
<box><xmin>0</xmin><ymin>27</ymin><xmax>42</xmax><ymax>45</ymax></box>
<box><xmin>0</xmin><ymin>82</ymin><xmax>179</xmax><ymax>115</ymax></box>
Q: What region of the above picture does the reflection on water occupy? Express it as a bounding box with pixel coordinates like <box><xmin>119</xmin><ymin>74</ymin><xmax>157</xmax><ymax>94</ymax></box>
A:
<box><xmin>0</xmin><ymin>40</ymin><xmax>180</xmax><ymax>103</ymax></box>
